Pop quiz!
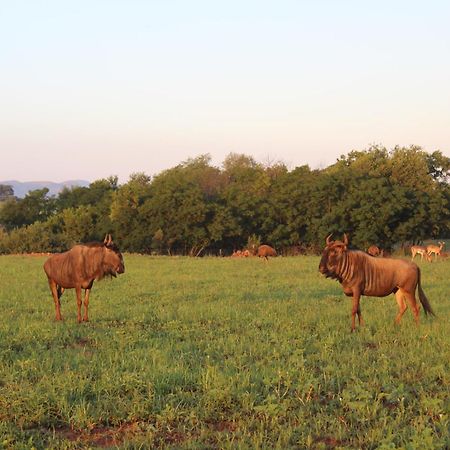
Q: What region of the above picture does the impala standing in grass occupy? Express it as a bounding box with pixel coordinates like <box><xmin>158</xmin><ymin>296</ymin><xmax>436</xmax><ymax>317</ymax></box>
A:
<box><xmin>426</xmin><ymin>242</ymin><xmax>445</xmax><ymax>261</ymax></box>
<box><xmin>411</xmin><ymin>245</ymin><xmax>432</xmax><ymax>262</ymax></box>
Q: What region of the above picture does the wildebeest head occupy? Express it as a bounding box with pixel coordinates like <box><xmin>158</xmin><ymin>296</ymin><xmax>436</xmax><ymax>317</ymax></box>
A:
<box><xmin>103</xmin><ymin>234</ymin><xmax>125</xmax><ymax>277</ymax></box>
<box><xmin>319</xmin><ymin>233</ymin><xmax>349</xmax><ymax>278</ymax></box>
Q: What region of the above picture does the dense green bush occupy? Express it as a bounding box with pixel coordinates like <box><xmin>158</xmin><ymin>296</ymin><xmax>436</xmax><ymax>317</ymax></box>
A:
<box><xmin>0</xmin><ymin>146</ymin><xmax>449</xmax><ymax>254</ymax></box>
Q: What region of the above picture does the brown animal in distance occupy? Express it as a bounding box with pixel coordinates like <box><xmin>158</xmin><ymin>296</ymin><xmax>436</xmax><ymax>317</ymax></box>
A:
<box><xmin>367</xmin><ymin>245</ymin><xmax>381</xmax><ymax>257</ymax></box>
<box><xmin>43</xmin><ymin>234</ymin><xmax>125</xmax><ymax>322</ymax></box>
<box><xmin>257</xmin><ymin>244</ymin><xmax>277</xmax><ymax>260</ymax></box>
<box><xmin>319</xmin><ymin>234</ymin><xmax>434</xmax><ymax>331</ymax></box>
<box><xmin>426</xmin><ymin>241</ymin><xmax>445</xmax><ymax>261</ymax></box>
<box><xmin>410</xmin><ymin>245</ymin><xmax>432</xmax><ymax>262</ymax></box>
<box><xmin>231</xmin><ymin>249</ymin><xmax>251</xmax><ymax>258</ymax></box>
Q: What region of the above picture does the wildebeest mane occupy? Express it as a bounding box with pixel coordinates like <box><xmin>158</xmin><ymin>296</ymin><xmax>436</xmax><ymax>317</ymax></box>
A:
<box><xmin>82</xmin><ymin>241</ymin><xmax>122</xmax><ymax>255</ymax></box>
<box><xmin>82</xmin><ymin>241</ymin><xmax>104</xmax><ymax>248</ymax></box>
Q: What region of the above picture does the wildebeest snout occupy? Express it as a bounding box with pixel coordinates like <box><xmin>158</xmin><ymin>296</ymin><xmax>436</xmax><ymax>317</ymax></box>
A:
<box><xmin>318</xmin><ymin>253</ymin><xmax>329</xmax><ymax>275</ymax></box>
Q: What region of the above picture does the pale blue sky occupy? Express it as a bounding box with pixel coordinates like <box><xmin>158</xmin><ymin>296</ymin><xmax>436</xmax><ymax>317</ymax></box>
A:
<box><xmin>1</xmin><ymin>1</ymin><xmax>449</xmax><ymax>182</ymax></box>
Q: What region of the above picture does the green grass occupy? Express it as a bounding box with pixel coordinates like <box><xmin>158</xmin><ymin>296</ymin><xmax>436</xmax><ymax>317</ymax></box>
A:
<box><xmin>0</xmin><ymin>255</ymin><xmax>448</xmax><ymax>449</ymax></box>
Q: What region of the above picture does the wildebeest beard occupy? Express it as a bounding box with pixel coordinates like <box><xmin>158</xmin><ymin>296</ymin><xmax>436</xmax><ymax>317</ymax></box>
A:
<box><xmin>325</xmin><ymin>270</ymin><xmax>343</xmax><ymax>282</ymax></box>
<box><xmin>319</xmin><ymin>251</ymin><xmax>344</xmax><ymax>282</ymax></box>
<box><xmin>320</xmin><ymin>265</ymin><xmax>343</xmax><ymax>283</ymax></box>
<box><xmin>100</xmin><ymin>269</ymin><xmax>117</xmax><ymax>279</ymax></box>
<box><xmin>97</xmin><ymin>261</ymin><xmax>119</xmax><ymax>280</ymax></box>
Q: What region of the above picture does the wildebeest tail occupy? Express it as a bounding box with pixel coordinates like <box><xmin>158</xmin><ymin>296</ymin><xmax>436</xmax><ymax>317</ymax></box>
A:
<box><xmin>417</xmin><ymin>267</ymin><xmax>435</xmax><ymax>316</ymax></box>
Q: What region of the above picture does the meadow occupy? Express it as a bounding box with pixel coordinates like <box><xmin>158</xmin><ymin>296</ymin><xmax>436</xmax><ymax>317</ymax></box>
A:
<box><xmin>0</xmin><ymin>254</ymin><xmax>448</xmax><ymax>449</ymax></box>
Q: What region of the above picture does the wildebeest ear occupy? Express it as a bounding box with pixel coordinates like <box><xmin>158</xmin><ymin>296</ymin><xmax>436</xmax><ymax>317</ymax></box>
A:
<box><xmin>326</xmin><ymin>234</ymin><xmax>333</xmax><ymax>245</ymax></box>
<box><xmin>343</xmin><ymin>233</ymin><xmax>349</xmax><ymax>246</ymax></box>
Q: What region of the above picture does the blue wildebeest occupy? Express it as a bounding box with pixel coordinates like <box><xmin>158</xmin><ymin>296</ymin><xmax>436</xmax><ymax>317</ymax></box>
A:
<box><xmin>257</xmin><ymin>244</ymin><xmax>277</xmax><ymax>260</ymax></box>
<box><xmin>319</xmin><ymin>234</ymin><xmax>434</xmax><ymax>331</ymax></box>
<box><xmin>44</xmin><ymin>234</ymin><xmax>125</xmax><ymax>322</ymax></box>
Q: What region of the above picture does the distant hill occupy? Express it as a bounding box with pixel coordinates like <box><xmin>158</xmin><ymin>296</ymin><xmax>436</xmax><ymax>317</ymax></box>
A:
<box><xmin>0</xmin><ymin>180</ymin><xmax>90</xmax><ymax>198</ymax></box>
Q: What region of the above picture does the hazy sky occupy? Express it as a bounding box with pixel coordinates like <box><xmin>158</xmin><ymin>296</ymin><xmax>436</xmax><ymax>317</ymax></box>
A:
<box><xmin>1</xmin><ymin>1</ymin><xmax>449</xmax><ymax>182</ymax></box>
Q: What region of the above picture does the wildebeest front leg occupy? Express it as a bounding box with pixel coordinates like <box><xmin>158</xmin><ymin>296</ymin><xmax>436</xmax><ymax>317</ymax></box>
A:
<box><xmin>75</xmin><ymin>286</ymin><xmax>82</xmax><ymax>323</ymax></box>
<box><xmin>48</xmin><ymin>279</ymin><xmax>63</xmax><ymax>321</ymax></box>
<box><xmin>351</xmin><ymin>291</ymin><xmax>362</xmax><ymax>332</ymax></box>
<box><xmin>83</xmin><ymin>289</ymin><xmax>90</xmax><ymax>322</ymax></box>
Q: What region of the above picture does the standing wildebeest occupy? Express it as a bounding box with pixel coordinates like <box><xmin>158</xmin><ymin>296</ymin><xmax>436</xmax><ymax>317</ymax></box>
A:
<box><xmin>319</xmin><ymin>234</ymin><xmax>434</xmax><ymax>331</ymax></box>
<box><xmin>257</xmin><ymin>244</ymin><xmax>277</xmax><ymax>260</ymax></box>
<box><xmin>44</xmin><ymin>234</ymin><xmax>125</xmax><ymax>322</ymax></box>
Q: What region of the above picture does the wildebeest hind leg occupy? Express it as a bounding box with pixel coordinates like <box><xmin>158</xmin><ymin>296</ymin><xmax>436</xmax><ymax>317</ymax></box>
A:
<box><xmin>48</xmin><ymin>279</ymin><xmax>63</xmax><ymax>321</ymax></box>
<box><xmin>404</xmin><ymin>291</ymin><xmax>420</xmax><ymax>325</ymax></box>
<box><xmin>83</xmin><ymin>289</ymin><xmax>90</xmax><ymax>322</ymax></box>
<box><xmin>394</xmin><ymin>290</ymin><xmax>407</xmax><ymax>324</ymax></box>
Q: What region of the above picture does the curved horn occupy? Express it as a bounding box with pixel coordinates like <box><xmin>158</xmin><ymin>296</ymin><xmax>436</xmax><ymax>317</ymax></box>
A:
<box><xmin>343</xmin><ymin>233</ymin><xmax>349</xmax><ymax>246</ymax></box>
<box><xmin>326</xmin><ymin>234</ymin><xmax>333</xmax><ymax>245</ymax></box>
<box><xmin>103</xmin><ymin>234</ymin><xmax>109</xmax><ymax>244</ymax></box>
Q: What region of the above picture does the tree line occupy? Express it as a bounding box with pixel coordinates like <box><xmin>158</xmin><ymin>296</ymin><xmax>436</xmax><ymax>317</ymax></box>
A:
<box><xmin>0</xmin><ymin>145</ymin><xmax>449</xmax><ymax>255</ymax></box>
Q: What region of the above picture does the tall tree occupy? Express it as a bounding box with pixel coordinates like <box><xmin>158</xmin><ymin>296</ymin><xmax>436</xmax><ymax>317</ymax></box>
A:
<box><xmin>0</xmin><ymin>188</ymin><xmax>54</xmax><ymax>230</ymax></box>
<box><xmin>110</xmin><ymin>172</ymin><xmax>152</xmax><ymax>251</ymax></box>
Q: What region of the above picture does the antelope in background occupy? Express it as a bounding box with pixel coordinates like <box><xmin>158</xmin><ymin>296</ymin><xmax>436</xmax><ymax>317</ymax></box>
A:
<box><xmin>257</xmin><ymin>244</ymin><xmax>277</xmax><ymax>260</ymax></box>
<box><xmin>410</xmin><ymin>245</ymin><xmax>432</xmax><ymax>262</ymax></box>
<box><xmin>367</xmin><ymin>245</ymin><xmax>381</xmax><ymax>257</ymax></box>
<box><xmin>426</xmin><ymin>241</ymin><xmax>445</xmax><ymax>261</ymax></box>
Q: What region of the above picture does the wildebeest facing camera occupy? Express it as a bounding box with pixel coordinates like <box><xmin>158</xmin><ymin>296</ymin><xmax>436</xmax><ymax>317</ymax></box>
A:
<box><xmin>319</xmin><ymin>233</ymin><xmax>434</xmax><ymax>332</ymax></box>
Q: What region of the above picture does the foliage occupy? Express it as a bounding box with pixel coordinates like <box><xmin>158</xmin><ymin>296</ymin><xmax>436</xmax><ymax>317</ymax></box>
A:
<box><xmin>246</xmin><ymin>233</ymin><xmax>261</xmax><ymax>254</ymax></box>
<box><xmin>0</xmin><ymin>147</ymin><xmax>449</xmax><ymax>254</ymax></box>
<box><xmin>0</xmin><ymin>188</ymin><xmax>54</xmax><ymax>231</ymax></box>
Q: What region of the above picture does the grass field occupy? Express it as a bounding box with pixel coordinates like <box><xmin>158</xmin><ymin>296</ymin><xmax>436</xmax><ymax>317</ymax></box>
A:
<box><xmin>0</xmin><ymin>254</ymin><xmax>448</xmax><ymax>449</ymax></box>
